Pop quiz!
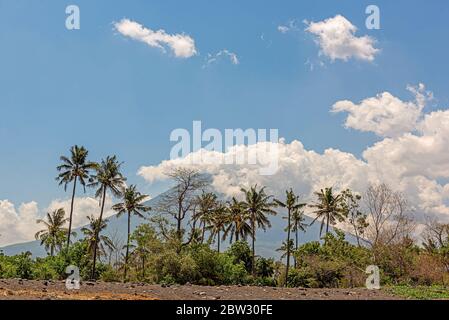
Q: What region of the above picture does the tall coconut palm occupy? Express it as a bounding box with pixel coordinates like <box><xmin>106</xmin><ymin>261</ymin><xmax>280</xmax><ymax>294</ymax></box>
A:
<box><xmin>206</xmin><ymin>202</ymin><xmax>228</xmax><ymax>253</ymax></box>
<box><xmin>35</xmin><ymin>208</ymin><xmax>73</xmax><ymax>256</ymax></box>
<box><xmin>223</xmin><ymin>198</ymin><xmax>252</xmax><ymax>243</ymax></box>
<box><xmin>56</xmin><ymin>145</ymin><xmax>97</xmax><ymax>248</ymax></box>
<box><xmin>240</xmin><ymin>185</ymin><xmax>277</xmax><ymax>276</ymax></box>
<box><xmin>309</xmin><ymin>187</ymin><xmax>345</xmax><ymax>240</ymax></box>
<box><xmin>194</xmin><ymin>192</ymin><xmax>219</xmax><ymax>243</ymax></box>
<box><xmin>82</xmin><ymin>215</ymin><xmax>115</xmax><ymax>262</ymax></box>
<box><xmin>88</xmin><ymin>155</ymin><xmax>126</xmax><ymax>279</ymax></box>
<box><xmin>291</xmin><ymin>208</ymin><xmax>307</xmax><ymax>267</ymax></box>
<box><xmin>274</xmin><ymin>189</ymin><xmax>306</xmax><ymax>286</ymax></box>
<box><xmin>112</xmin><ymin>185</ymin><xmax>151</xmax><ymax>282</ymax></box>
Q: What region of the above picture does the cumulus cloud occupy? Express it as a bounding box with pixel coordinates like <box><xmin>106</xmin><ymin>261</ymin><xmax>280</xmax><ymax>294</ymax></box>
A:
<box><xmin>138</xmin><ymin>84</ymin><xmax>449</xmax><ymax>226</ymax></box>
<box><xmin>203</xmin><ymin>50</ymin><xmax>239</xmax><ymax>68</ymax></box>
<box><xmin>114</xmin><ymin>18</ymin><xmax>197</xmax><ymax>58</ymax></box>
<box><xmin>332</xmin><ymin>84</ymin><xmax>433</xmax><ymax>137</ymax></box>
<box><xmin>305</xmin><ymin>15</ymin><xmax>379</xmax><ymax>62</ymax></box>
<box><xmin>0</xmin><ymin>200</ymin><xmax>39</xmax><ymax>246</ymax></box>
<box><xmin>0</xmin><ymin>196</ymin><xmax>114</xmax><ymax>247</ymax></box>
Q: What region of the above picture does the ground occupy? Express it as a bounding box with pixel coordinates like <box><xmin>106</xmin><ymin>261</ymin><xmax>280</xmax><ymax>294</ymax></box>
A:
<box><xmin>0</xmin><ymin>279</ymin><xmax>404</xmax><ymax>300</ymax></box>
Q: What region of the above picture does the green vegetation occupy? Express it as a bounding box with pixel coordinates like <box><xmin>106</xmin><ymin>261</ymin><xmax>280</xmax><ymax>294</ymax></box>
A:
<box><xmin>0</xmin><ymin>145</ymin><xmax>448</xmax><ymax>293</ymax></box>
<box><xmin>387</xmin><ymin>285</ymin><xmax>449</xmax><ymax>300</ymax></box>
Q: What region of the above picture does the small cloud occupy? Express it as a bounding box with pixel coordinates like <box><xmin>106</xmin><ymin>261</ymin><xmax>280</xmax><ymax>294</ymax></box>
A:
<box><xmin>305</xmin><ymin>14</ymin><xmax>379</xmax><ymax>62</ymax></box>
<box><xmin>114</xmin><ymin>18</ymin><xmax>197</xmax><ymax>58</ymax></box>
<box><xmin>277</xmin><ymin>25</ymin><xmax>290</xmax><ymax>33</ymax></box>
<box><xmin>203</xmin><ymin>50</ymin><xmax>239</xmax><ymax>68</ymax></box>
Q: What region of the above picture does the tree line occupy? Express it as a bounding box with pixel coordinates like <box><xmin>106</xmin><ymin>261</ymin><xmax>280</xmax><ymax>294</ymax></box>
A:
<box><xmin>2</xmin><ymin>145</ymin><xmax>448</xmax><ymax>287</ymax></box>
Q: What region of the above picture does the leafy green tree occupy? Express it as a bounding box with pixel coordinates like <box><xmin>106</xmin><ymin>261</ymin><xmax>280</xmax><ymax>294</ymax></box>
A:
<box><xmin>56</xmin><ymin>145</ymin><xmax>97</xmax><ymax>248</ymax></box>
<box><xmin>14</xmin><ymin>251</ymin><xmax>34</xmax><ymax>279</ymax></box>
<box><xmin>88</xmin><ymin>155</ymin><xmax>126</xmax><ymax>279</ymax></box>
<box><xmin>226</xmin><ymin>240</ymin><xmax>253</xmax><ymax>273</ymax></box>
<box><xmin>255</xmin><ymin>257</ymin><xmax>275</xmax><ymax>278</ymax></box>
<box><xmin>112</xmin><ymin>185</ymin><xmax>151</xmax><ymax>282</ymax></box>
<box><xmin>130</xmin><ymin>224</ymin><xmax>163</xmax><ymax>280</ymax></box>
<box><xmin>35</xmin><ymin>208</ymin><xmax>73</xmax><ymax>256</ymax></box>
<box><xmin>275</xmin><ymin>189</ymin><xmax>306</xmax><ymax>285</ymax></box>
<box><xmin>240</xmin><ymin>185</ymin><xmax>277</xmax><ymax>276</ymax></box>
<box><xmin>310</xmin><ymin>187</ymin><xmax>346</xmax><ymax>239</ymax></box>
<box><xmin>223</xmin><ymin>198</ymin><xmax>252</xmax><ymax>243</ymax></box>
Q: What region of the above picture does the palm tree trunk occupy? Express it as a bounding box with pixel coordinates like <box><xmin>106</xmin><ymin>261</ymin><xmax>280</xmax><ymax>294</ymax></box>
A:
<box><xmin>217</xmin><ymin>230</ymin><xmax>220</xmax><ymax>253</ymax></box>
<box><xmin>251</xmin><ymin>212</ymin><xmax>256</xmax><ymax>277</ymax></box>
<box><xmin>142</xmin><ymin>255</ymin><xmax>145</xmax><ymax>279</ymax></box>
<box><xmin>285</xmin><ymin>209</ymin><xmax>291</xmax><ymax>287</ymax></box>
<box><xmin>201</xmin><ymin>221</ymin><xmax>206</xmax><ymax>244</ymax></box>
<box><xmin>294</xmin><ymin>225</ymin><xmax>299</xmax><ymax>268</ymax></box>
<box><xmin>91</xmin><ymin>187</ymin><xmax>106</xmax><ymax>280</ymax></box>
<box><xmin>124</xmin><ymin>211</ymin><xmax>131</xmax><ymax>282</ymax></box>
<box><xmin>66</xmin><ymin>176</ymin><xmax>77</xmax><ymax>249</ymax></box>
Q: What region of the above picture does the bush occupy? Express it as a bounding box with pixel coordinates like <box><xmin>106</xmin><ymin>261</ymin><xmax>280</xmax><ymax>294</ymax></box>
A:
<box><xmin>226</xmin><ymin>241</ymin><xmax>252</xmax><ymax>273</ymax></box>
<box><xmin>217</xmin><ymin>254</ymin><xmax>249</xmax><ymax>285</ymax></box>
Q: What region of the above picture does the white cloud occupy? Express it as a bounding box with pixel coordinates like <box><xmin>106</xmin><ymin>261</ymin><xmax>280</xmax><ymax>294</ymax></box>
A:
<box><xmin>114</xmin><ymin>18</ymin><xmax>197</xmax><ymax>58</ymax></box>
<box><xmin>0</xmin><ymin>200</ymin><xmax>39</xmax><ymax>246</ymax></box>
<box><xmin>47</xmin><ymin>196</ymin><xmax>115</xmax><ymax>228</ymax></box>
<box><xmin>203</xmin><ymin>50</ymin><xmax>239</xmax><ymax>68</ymax></box>
<box><xmin>277</xmin><ymin>25</ymin><xmax>290</xmax><ymax>33</ymax></box>
<box><xmin>0</xmin><ymin>196</ymin><xmax>115</xmax><ymax>247</ymax></box>
<box><xmin>138</xmin><ymin>84</ymin><xmax>449</xmax><ymax>226</ymax></box>
<box><xmin>305</xmin><ymin>15</ymin><xmax>379</xmax><ymax>62</ymax></box>
<box><xmin>332</xmin><ymin>84</ymin><xmax>432</xmax><ymax>137</ymax></box>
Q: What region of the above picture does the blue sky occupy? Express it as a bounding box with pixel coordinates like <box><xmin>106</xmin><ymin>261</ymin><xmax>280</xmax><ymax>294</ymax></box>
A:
<box><xmin>1</xmin><ymin>0</ymin><xmax>449</xmax><ymax>216</ymax></box>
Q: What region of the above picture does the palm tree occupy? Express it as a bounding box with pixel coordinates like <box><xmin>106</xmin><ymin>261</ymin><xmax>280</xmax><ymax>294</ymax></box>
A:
<box><xmin>309</xmin><ymin>187</ymin><xmax>345</xmax><ymax>240</ymax></box>
<box><xmin>35</xmin><ymin>208</ymin><xmax>73</xmax><ymax>256</ymax></box>
<box><xmin>291</xmin><ymin>208</ymin><xmax>307</xmax><ymax>267</ymax></box>
<box><xmin>223</xmin><ymin>198</ymin><xmax>252</xmax><ymax>243</ymax></box>
<box><xmin>207</xmin><ymin>202</ymin><xmax>228</xmax><ymax>253</ymax></box>
<box><xmin>240</xmin><ymin>185</ymin><xmax>277</xmax><ymax>276</ymax></box>
<box><xmin>195</xmin><ymin>192</ymin><xmax>219</xmax><ymax>243</ymax></box>
<box><xmin>56</xmin><ymin>145</ymin><xmax>97</xmax><ymax>248</ymax></box>
<box><xmin>82</xmin><ymin>215</ymin><xmax>115</xmax><ymax>263</ymax></box>
<box><xmin>276</xmin><ymin>239</ymin><xmax>295</xmax><ymax>260</ymax></box>
<box><xmin>112</xmin><ymin>185</ymin><xmax>151</xmax><ymax>282</ymax></box>
<box><xmin>274</xmin><ymin>189</ymin><xmax>306</xmax><ymax>286</ymax></box>
<box><xmin>88</xmin><ymin>155</ymin><xmax>126</xmax><ymax>279</ymax></box>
